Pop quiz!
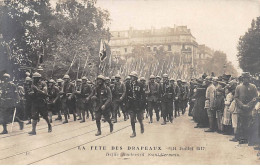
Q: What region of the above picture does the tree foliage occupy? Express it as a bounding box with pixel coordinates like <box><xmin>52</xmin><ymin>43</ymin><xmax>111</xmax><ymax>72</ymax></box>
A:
<box><xmin>237</xmin><ymin>16</ymin><xmax>260</xmax><ymax>75</ymax></box>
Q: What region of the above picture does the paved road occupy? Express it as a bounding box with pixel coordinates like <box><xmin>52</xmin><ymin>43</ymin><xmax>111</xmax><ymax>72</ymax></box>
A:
<box><xmin>0</xmin><ymin>111</ymin><xmax>259</xmax><ymax>165</ymax></box>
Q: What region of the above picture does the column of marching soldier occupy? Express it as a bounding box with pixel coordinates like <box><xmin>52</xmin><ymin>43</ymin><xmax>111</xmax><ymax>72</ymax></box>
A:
<box><xmin>0</xmin><ymin>71</ymin><xmax>259</xmax><ymax>143</ymax></box>
<box><xmin>0</xmin><ymin>71</ymin><xmax>191</xmax><ymax>138</ymax></box>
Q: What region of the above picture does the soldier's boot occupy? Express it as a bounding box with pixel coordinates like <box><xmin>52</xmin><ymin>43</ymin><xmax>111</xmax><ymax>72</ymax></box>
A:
<box><xmin>130</xmin><ymin>122</ymin><xmax>136</xmax><ymax>138</ymax></box>
<box><xmin>161</xmin><ymin>117</ymin><xmax>167</xmax><ymax>125</ymax></box>
<box><xmin>68</xmin><ymin>114</ymin><xmax>70</xmax><ymax>119</ymax></box>
<box><xmin>1</xmin><ymin>124</ymin><xmax>8</xmax><ymax>134</ymax></box>
<box><xmin>63</xmin><ymin>114</ymin><xmax>68</xmax><ymax>124</ymax></box>
<box><xmin>80</xmin><ymin>111</ymin><xmax>86</xmax><ymax>123</ymax></box>
<box><xmin>149</xmin><ymin>116</ymin><xmax>153</xmax><ymax>123</ymax></box>
<box><xmin>118</xmin><ymin>110</ymin><xmax>121</xmax><ymax>118</ymax></box>
<box><xmin>123</xmin><ymin>113</ymin><xmax>127</xmax><ymax>121</ymax></box>
<box><xmin>73</xmin><ymin>113</ymin><xmax>77</xmax><ymax>121</ymax></box>
<box><xmin>95</xmin><ymin>120</ymin><xmax>101</xmax><ymax>136</ymax></box>
<box><xmin>48</xmin><ymin>123</ymin><xmax>52</xmax><ymax>133</ymax></box>
<box><xmin>18</xmin><ymin>120</ymin><xmax>24</xmax><ymax>130</ymax></box>
<box><xmin>28</xmin><ymin>120</ymin><xmax>37</xmax><ymax>135</ymax></box>
<box><xmin>170</xmin><ymin>116</ymin><xmax>173</xmax><ymax>123</ymax></box>
<box><xmin>140</xmin><ymin>122</ymin><xmax>144</xmax><ymax>134</ymax></box>
<box><xmin>108</xmin><ymin>121</ymin><xmax>113</xmax><ymax>133</ymax></box>
<box><xmin>113</xmin><ymin>115</ymin><xmax>117</xmax><ymax>123</ymax></box>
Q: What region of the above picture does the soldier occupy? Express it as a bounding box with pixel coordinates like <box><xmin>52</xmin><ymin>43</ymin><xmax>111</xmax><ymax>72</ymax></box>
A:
<box><xmin>177</xmin><ymin>79</ymin><xmax>186</xmax><ymax>116</ymax></box>
<box><xmin>146</xmin><ymin>75</ymin><xmax>160</xmax><ymax>123</ymax></box>
<box><xmin>55</xmin><ymin>78</ymin><xmax>63</xmax><ymax>121</ymax></box>
<box><xmin>28</xmin><ymin>72</ymin><xmax>51</xmax><ymax>135</ymax></box>
<box><xmin>86</xmin><ymin>79</ymin><xmax>95</xmax><ymax>121</ymax></box>
<box><xmin>24</xmin><ymin>76</ymin><xmax>33</xmax><ymax>125</ymax></box>
<box><xmin>60</xmin><ymin>75</ymin><xmax>75</xmax><ymax>124</ymax></box>
<box><xmin>140</xmin><ymin>77</ymin><xmax>148</xmax><ymax>118</ymax></box>
<box><xmin>0</xmin><ymin>73</ymin><xmax>24</xmax><ymax>134</ymax></box>
<box><xmin>81</xmin><ymin>76</ymin><xmax>93</xmax><ymax>122</ymax></box>
<box><xmin>112</xmin><ymin>74</ymin><xmax>126</xmax><ymax>123</ymax></box>
<box><xmin>126</xmin><ymin>71</ymin><xmax>145</xmax><ymax>138</ymax></box>
<box><xmin>74</xmin><ymin>79</ymin><xmax>83</xmax><ymax>121</ymax></box>
<box><xmin>160</xmin><ymin>74</ymin><xmax>175</xmax><ymax>125</ymax></box>
<box><xmin>47</xmin><ymin>79</ymin><xmax>60</xmax><ymax>123</ymax></box>
<box><xmin>91</xmin><ymin>75</ymin><xmax>113</xmax><ymax>136</ymax></box>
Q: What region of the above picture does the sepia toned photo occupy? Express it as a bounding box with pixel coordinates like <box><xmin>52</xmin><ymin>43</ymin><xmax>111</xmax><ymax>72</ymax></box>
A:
<box><xmin>0</xmin><ymin>0</ymin><xmax>260</xmax><ymax>165</ymax></box>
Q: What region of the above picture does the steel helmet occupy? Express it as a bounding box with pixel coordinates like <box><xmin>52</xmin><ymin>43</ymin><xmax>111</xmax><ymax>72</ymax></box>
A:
<box><xmin>162</xmin><ymin>74</ymin><xmax>168</xmax><ymax>78</ymax></box>
<box><xmin>156</xmin><ymin>75</ymin><xmax>161</xmax><ymax>79</ymax></box>
<box><xmin>3</xmin><ymin>73</ymin><xmax>10</xmax><ymax>78</ymax></box>
<box><xmin>149</xmin><ymin>75</ymin><xmax>155</xmax><ymax>79</ymax></box>
<box><xmin>97</xmin><ymin>75</ymin><xmax>105</xmax><ymax>80</ymax></box>
<box><xmin>57</xmin><ymin>78</ymin><xmax>63</xmax><ymax>83</ymax></box>
<box><xmin>32</xmin><ymin>72</ymin><xmax>41</xmax><ymax>78</ymax></box>
<box><xmin>129</xmin><ymin>71</ymin><xmax>138</xmax><ymax>78</ymax></box>
<box><xmin>170</xmin><ymin>78</ymin><xmax>175</xmax><ymax>81</ymax></box>
<box><xmin>140</xmin><ymin>77</ymin><xmax>146</xmax><ymax>81</ymax></box>
<box><xmin>111</xmin><ymin>76</ymin><xmax>115</xmax><ymax>80</ymax></box>
<box><xmin>63</xmin><ymin>74</ymin><xmax>70</xmax><ymax>79</ymax></box>
<box><xmin>82</xmin><ymin>76</ymin><xmax>87</xmax><ymax>80</ymax></box>
<box><xmin>49</xmin><ymin>79</ymin><xmax>55</xmax><ymax>83</ymax></box>
<box><xmin>115</xmin><ymin>74</ymin><xmax>121</xmax><ymax>79</ymax></box>
<box><xmin>76</xmin><ymin>79</ymin><xmax>82</xmax><ymax>82</ymax></box>
<box><xmin>25</xmin><ymin>77</ymin><xmax>32</xmax><ymax>81</ymax></box>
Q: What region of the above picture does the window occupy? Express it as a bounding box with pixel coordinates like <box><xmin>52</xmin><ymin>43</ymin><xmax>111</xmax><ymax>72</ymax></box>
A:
<box><xmin>153</xmin><ymin>47</ymin><xmax>157</xmax><ymax>51</ymax></box>
<box><xmin>118</xmin><ymin>32</ymin><xmax>120</xmax><ymax>37</ymax></box>
<box><xmin>124</xmin><ymin>48</ymin><xmax>127</xmax><ymax>53</ymax></box>
<box><xmin>168</xmin><ymin>45</ymin><xmax>171</xmax><ymax>51</ymax></box>
<box><xmin>147</xmin><ymin>47</ymin><xmax>151</xmax><ymax>51</ymax></box>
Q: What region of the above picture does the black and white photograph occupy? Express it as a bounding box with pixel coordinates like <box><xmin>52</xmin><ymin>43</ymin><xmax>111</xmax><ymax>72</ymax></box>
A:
<box><xmin>0</xmin><ymin>0</ymin><xmax>260</xmax><ymax>165</ymax></box>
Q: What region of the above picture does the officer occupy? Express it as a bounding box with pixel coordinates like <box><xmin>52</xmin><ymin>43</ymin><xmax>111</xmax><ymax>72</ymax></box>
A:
<box><xmin>146</xmin><ymin>75</ymin><xmax>160</xmax><ymax>122</ymax></box>
<box><xmin>177</xmin><ymin>79</ymin><xmax>185</xmax><ymax>116</ymax></box>
<box><xmin>28</xmin><ymin>72</ymin><xmax>51</xmax><ymax>135</ymax></box>
<box><xmin>81</xmin><ymin>76</ymin><xmax>93</xmax><ymax>122</ymax></box>
<box><xmin>126</xmin><ymin>71</ymin><xmax>145</xmax><ymax>138</ymax></box>
<box><xmin>24</xmin><ymin>76</ymin><xmax>33</xmax><ymax>125</ymax></box>
<box><xmin>47</xmin><ymin>79</ymin><xmax>60</xmax><ymax>123</ymax></box>
<box><xmin>0</xmin><ymin>73</ymin><xmax>24</xmax><ymax>134</ymax></box>
<box><xmin>60</xmin><ymin>74</ymin><xmax>75</xmax><ymax>124</ymax></box>
<box><xmin>74</xmin><ymin>79</ymin><xmax>83</xmax><ymax>121</ymax></box>
<box><xmin>160</xmin><ymin>74</ymin><xmax>175</xmax><ymax>125</ymax></box>
<box><xmin>112</xmin><ymin>74</ymin><xmax>126</xmax><ymax>123</ymax></box>
<box><xmin>91</xmin><ymin>75</ymin><xmax>113</xmax><ymax>136</ymax></box>
<box><xmin>140</xmin><ymin>77</ymin><xmax>148</xmax><ymax>118</ymax></box>
<box><xmin>55</xmin><ymin>78</ymin><xmax>63</xmax><ymax>121</ymax></box>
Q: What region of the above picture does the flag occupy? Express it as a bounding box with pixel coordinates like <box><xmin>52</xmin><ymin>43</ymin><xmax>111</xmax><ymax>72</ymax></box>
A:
<box><xmin>99</xmin><ymin>39</ymin><xmax>106</xmax><ymax>62</ymax></box>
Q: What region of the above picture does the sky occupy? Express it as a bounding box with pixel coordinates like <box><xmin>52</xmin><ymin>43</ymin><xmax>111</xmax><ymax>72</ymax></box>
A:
<box><xmin>95</xmin><ymin>0</ymin><xmax>260</xmax><ymax>72</ymax></box>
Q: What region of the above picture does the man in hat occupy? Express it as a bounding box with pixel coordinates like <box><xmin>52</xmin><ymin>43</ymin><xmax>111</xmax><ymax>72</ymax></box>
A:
<box><xmin>160</xmin><ymin>74</ymin><xmax>175</xmax><ymax>125</ymax></box>
<box><xmin>126</xmin><ymin>71</ymin><xmax>145</xmax><ymax>137</ymax></box>
<box><xmin>55</xmin><ymin>78</ymin><xmax>63</xmax><ymax>121</ymax></box>
<box><xmin>81</xmin><ymin>76</ymin><xmax>93</xmax><ymax>122</ymax></box>
<box><xmin>28</xmin><ymin>72</ymin><xmax>51</xmax><ymax>135</ymax></box>
<box><xmin>204</xmin><ymin>76</ymin><xmax>216</xmax><ymax>132</ymax></box>
<box><xmin>140</xmin><ymin>77</ymin><xmax>148</xmax><ymax>118</ymax></box>
<box><xmin>146</xmin><ymin>75</ymin><xmax>160</xmax><ymax>122</ymax></box>
<box><xmin>90</xmin><ymin>75</ymin><xmax>113</xmax><ymax>136</ymax></box>
<box><xmin>112</xmin><ymin>74</ymin><xmax>126</xmax><ymax>122</ymax></box>
<box><xmin>47</xmin><ymin>79</ymin><xmax>60</xmax><ymax>123</ymax></box>
<box><xmin>60</xmin><ymin>74</ymin><xmax>75</xmax><ymax>124</ymax></box>
<box><xmin>0</xmin><ymin>73</ymin><xmax>24</xmax><ymax>134</ymax></box>
<box><xmin>24</xmin><ymin>76</ymin><xmax>33</xmax><ymax>125</ymax></box>
<box><xmin>234</xmin><ymin>72</ymin><xmax>258</xmax><ymax>144</ymax></box>
<box><xmin>74</xmin><ymin>78</ymin><xmax>83</xmax><ymax>121</ymax></box>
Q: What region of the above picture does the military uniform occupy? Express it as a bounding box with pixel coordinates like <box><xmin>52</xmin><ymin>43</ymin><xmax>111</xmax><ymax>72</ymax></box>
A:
<box><xmin>160</xmin><ymin>78</ymin><xmax>175</xmax><ymax>124</ymax></box>
<box><xmin>0</xmin><ymin>74</ymin><xmax>23</xmax><ymax>134</ymax></box>
<box><xmin>61</xmin><ymin>77</ymin><xmax>75</xmax><ymax>123</ymax></box>
<box><xmin>126</xmin><ymin>71</ymin><xmax>145</xmax><ymax>137</ymax></box>
<box><xmin>29</xmin><ymin>72</ymin><xmax>51</xmax><ymax>135</ymax></box>
<box><xmin>112</xmin><ymin>79</ymin><xmax>126</xmax><ymax>122</ymax></box>
<box><xmin>24</xmin><ymin>78</ymin><xmax>33</xmax><ymax>124</ymax></box>
<box><xmin>91</xmin><ymin>75</ymin><xmax>113</xmax><ymax>136</ymax></box>
<box><xmin>47</xmin><ymin>80</ymin><xmax>60</xmax><ymax>123</ymax></box>
<box><xmin>146</xmin><ymin>75</ymin><xmax>160</xmax><ymax>122</ymax></box>
<box><xmin>78</xmin><ymin>79</ymin><xmax>92</xmax><ymax>122</ymax></box>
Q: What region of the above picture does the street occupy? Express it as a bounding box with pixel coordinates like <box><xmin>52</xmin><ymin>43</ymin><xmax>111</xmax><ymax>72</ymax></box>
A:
<box><xmin>0</xmin><ymin>111</ymin><xmax>259</xmax><ymax>165</ymax></box>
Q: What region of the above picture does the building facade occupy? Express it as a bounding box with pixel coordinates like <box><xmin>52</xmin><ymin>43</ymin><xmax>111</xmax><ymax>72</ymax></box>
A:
<box><xmin>109</xmin><ymin>25</ymin><xmax>199</xmax><ymax>61</ymax></box>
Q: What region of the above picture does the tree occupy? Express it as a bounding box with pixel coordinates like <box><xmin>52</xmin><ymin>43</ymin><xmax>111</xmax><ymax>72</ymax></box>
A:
<box><xmin>237</xmin><ymin>16</ymin><xmax>260</xmax><ymax>75</ymax></box>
